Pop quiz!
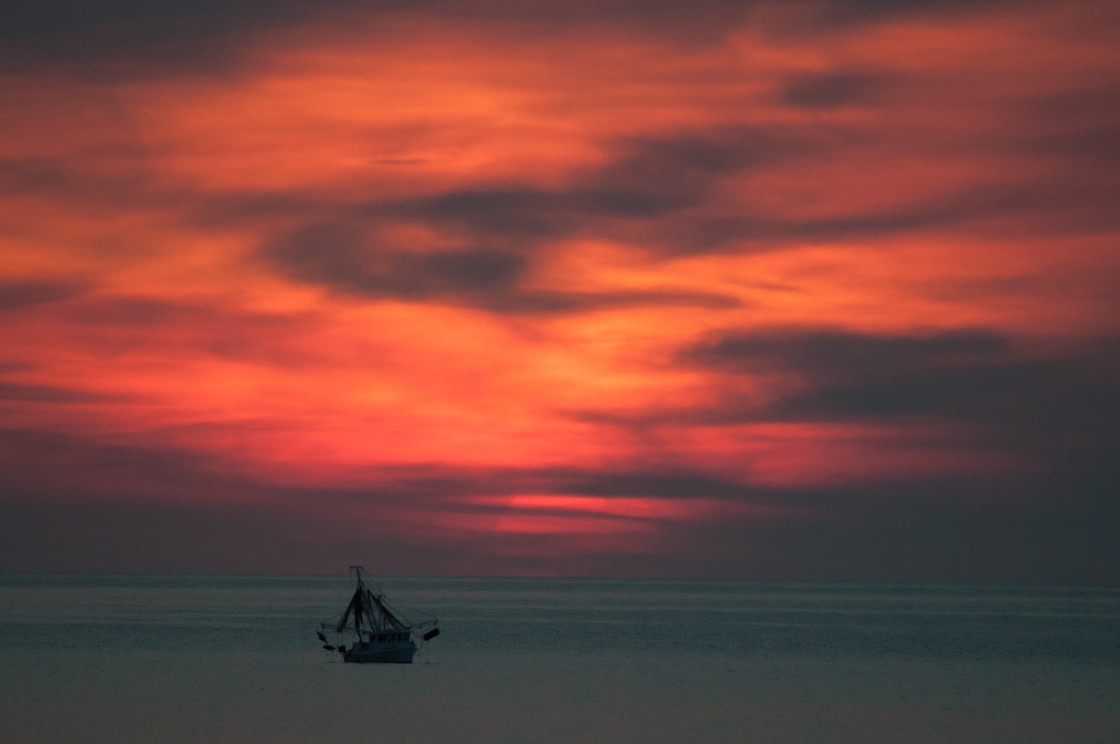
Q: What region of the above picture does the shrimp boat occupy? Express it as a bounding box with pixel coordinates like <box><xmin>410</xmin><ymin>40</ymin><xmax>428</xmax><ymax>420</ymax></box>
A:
<box><xmin>317</xmin><ymin>566</ymin><xmax>439</xmax><ymax>663</ymax></box>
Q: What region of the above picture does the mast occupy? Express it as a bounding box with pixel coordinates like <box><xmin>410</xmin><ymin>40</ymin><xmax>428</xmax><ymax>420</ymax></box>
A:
<box><xmin>352</xmin><ymin>565</ymin><xmax>368</xmax><ymax>639</ymax></box>
<box><xmin>335</xmin><ymin>565</ymin><xmax>372</xmax><ymax>638</ymax></box>
<box><xmin>318</xmin><ymin>565</ymin><xmax>438</xmax><ymax>661</ymax></box>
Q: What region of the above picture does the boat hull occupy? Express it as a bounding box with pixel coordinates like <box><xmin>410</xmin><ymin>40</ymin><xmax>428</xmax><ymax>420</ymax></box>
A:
<box><xmin>341</xmin><ymin>640</ymin><xmax>417</xmax><ymax>663</ymax></box>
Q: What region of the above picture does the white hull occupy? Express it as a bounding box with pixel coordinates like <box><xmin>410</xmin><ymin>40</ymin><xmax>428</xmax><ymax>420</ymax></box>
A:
<box><xmin>341</xmin><ymin>639</ymin><xmax>417</xmax><ymax>663</ymax></box>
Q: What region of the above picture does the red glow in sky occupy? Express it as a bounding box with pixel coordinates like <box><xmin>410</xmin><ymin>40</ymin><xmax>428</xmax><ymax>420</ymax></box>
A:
<box><xmin>2</xmin><ymin>0</ymin><xmax>1118</xmax><ymax>582</ymax></box>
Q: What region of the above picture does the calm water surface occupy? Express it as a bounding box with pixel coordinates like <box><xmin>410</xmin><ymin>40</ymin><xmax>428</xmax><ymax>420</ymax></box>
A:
<box><xmin>1</xmin><ymin>576</ymin><xmax>1118</xmax><ymax>743</ymax></box>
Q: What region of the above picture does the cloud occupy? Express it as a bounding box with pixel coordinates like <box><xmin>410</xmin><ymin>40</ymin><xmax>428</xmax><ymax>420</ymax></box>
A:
<box><xmin>682</xmin><ymin>326</ymin><xmax>1120</xmax><ymax>443</ymax></box>
<box><xmin>0</xmin><ymin>1</ymin><xmax>752</xmax><ymax>79</ymax></box>
<box><xmin>780</xmin><ymin>71</ymin><xmax>891</xmax><ymax>109</ymax></box>
<box><xmin>326</xmin><ymin>104</ymin><xmax>1118</xmax><ymax>261</ymax></box>
<box><xmin>0</xmin><ymin>279</ymin><xmax>88</xmax><ymax>311</ymax></box>
<box><xmin>0</xmin><ymin>0</ymin><xmax>354</xmax><ymax>78</ymax></box>
<box><xmin>687</xmin><ymin>326</ymin><xmax>1007</xmax><ymax>381</ymax></box>
<box><xmin>250</xmin><ymin>123</ymin><xmax>834</xmax><ymax>298</ymax></box>
<box><xmin>386</xmin><ymin>125</ymin><xmax>807</xmax><ymax>240</ymax></box>
<box><xmin>264</xmin><ymin>222</ymin><xmax>526</xmax><ymax>301</ymax></box>
<box><xmin>1</xmin><ymin>0</ymin><xmax>1031</xmax><ymax>87</ymax></box>
<box><xmin>0</xmin><ymin>382</ymin><xmax>125</xmax><ymax>404</ymax></box>
<box><xmin>261</xmin><ymin>215</ymin><xmax>741</xmax><ymax>312</ymax></box>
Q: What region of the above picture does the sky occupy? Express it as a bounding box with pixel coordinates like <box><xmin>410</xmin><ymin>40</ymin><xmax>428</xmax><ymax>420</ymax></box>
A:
<box><xmin>1</xmin><ymin>0</ymin><xmax>1118</xmax><ymax>582</ymax></box>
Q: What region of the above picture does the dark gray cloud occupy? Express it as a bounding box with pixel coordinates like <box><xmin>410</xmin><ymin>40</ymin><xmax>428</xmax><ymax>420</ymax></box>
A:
<box><xmin>0</xmin><ymin>279</ymin><xmax>88</xmax><ymax>311</ymax></box>
<box><xmin>298</xmin><ymin>124</ymin><xmax>829</xmax><ymax>267</ymax></box>
<box><xmin>781</xmin><ymin>72</ymin><xmax>891</xmax><ymax>109</ymax></box>
<box><xmin>262</xmin><ymin>218</ymin><xmax>741</xmax><ymax>313</ymax></box>
<box><xmin>0</xmin><ymin>155</ymin><xmax>167</xmax><ymax>213</ymax></box>
<box><xmin>0</xmin><ymin>382</ymin><xmax>125</xmax><ymax>404</ymax></box>
<box><xmin>396</xmin><ymin>190</ymin><xmax>582</xmax><ymax>244</ymax></box>
<box><xmin>809</xmin><ymin>0</ymin><xmax>1016</xmax><ymax>28</ymax></box>
<box><xmin>392</xmin><ymin>126</ymin><xmax>803</xmax><ymax>241</ymax></box>
<box><xmin>0</xmin><ymin>0</ymin><xmax>1011</xmax><ymax>81</ymax></box>
<box><xmin>0</xmin><ymin>0</ymin><xmax>351</xmax><ymax>78</ymax></box>
<box><xmin>264</xmin><ymin>221</ymin><xmax>526</xmax><ymax>299</ymax></box>
<box><xmin>669</xmin><ymin>178</ymin><xmax>1120</xmax><ymax>252</ymax></box>
<box><xmin>361</xmin><ymin>113</ymin><xmax>1117</xmax><ymax>259</ymax></box>
<box><xmin>771</xmin><ymin>353</ymin><xmax>1120</xmax><ymax>430</ymax></box>
<box><xmin>581</xmin><ymin>129</ymin><xmax>790</xmax><ymax>213</ymax></box>
<box><xmin>683</xmin><ymin>326</ymin><xmax>1120</xmax><ymax>432</ymax></box>
<box><xmin>688</xmin><ymin>327</ymin><xmax>1008</xmax><ymax>383</ymax></box>
<box><xmin>250</xmin><ymin>102</ymin><xmax>1119</xmax><ymax>307</ymax></box>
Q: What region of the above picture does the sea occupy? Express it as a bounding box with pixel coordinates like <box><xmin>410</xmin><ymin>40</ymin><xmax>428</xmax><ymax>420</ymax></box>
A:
<box><xmin>1</xmin><ymin>576</ymin><xmax>1118</xmax><ymax>744</ymax></box>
